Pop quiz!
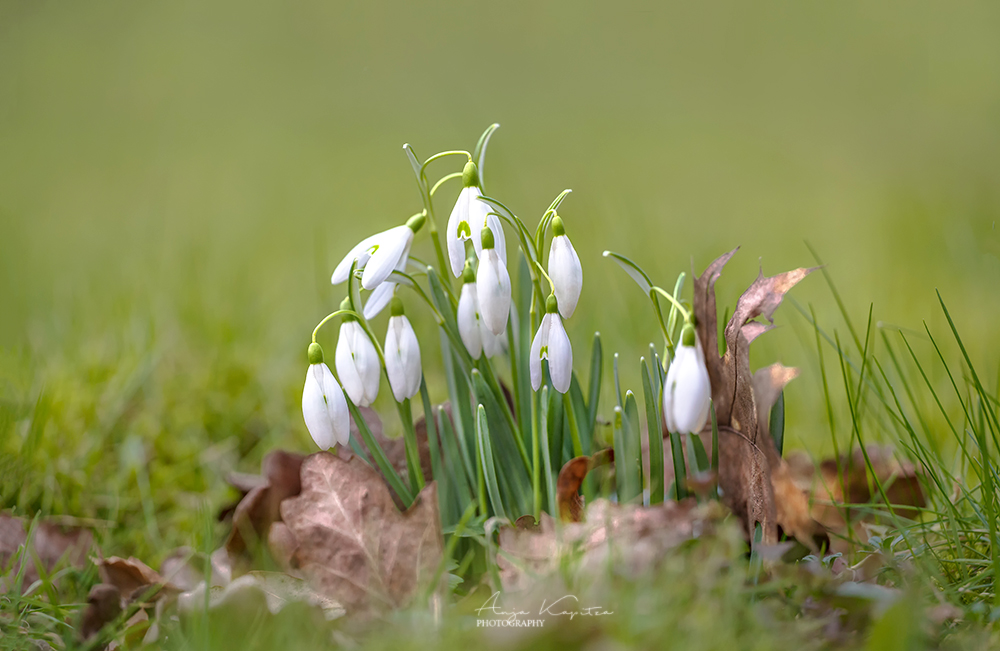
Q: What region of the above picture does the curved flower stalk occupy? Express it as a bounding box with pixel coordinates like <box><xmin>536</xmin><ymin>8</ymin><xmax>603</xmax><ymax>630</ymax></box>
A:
<box><xmin>530</xmin><ymin>295</ymin><xmax>573</xmax><ymax>394</ymax></box>
<box><xmin>547</xmin><ymin>215</ymin><xmax>582</xmax><ymax>319</ymax></box>
<box><xmin>457</xmin><ymin>262</ymin><xmax>501</xmax><ymax>359</ymax></box>
<box><xmin>446</xmin><ymin>161</ymin><xmax>506</xmax><ymax>277</ymax></box>
<box><xmin>475</xmin><ymin>227</ymin><xmax>511</xmax><ymax>336</ymax></box>
<box><xmin>384</xmin><ymin>298</ymin><xmax>422</xmax><ymax>402</ymax></box>
<box><xmin>336</xmin><ymin>305</ymin><xmax>381</xmax><ymax>407</ymax></box>
<box><xmin>332</xmin><ymin>213</ymin><xmax>426</xmax><ymax>318</ymax></box>
<box><xmin>301</xmin><ymin>342</ymin><xmax>350</xmax><ymax>449</ymax></box>
<box><xmin>662</xmin><ymin>323</ymin><xmax>711</xmax><ymax>434</ymax></box>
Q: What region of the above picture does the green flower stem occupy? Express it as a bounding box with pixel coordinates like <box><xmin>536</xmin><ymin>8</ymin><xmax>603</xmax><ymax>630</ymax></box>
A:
<box><xmin>311</xmin><ymin>309</ymin><xmax>359</xmax><ymax>343</ymax></box>
<box><xmin>430</xmin><ymin>172</ymin><xmax>463</xmax><ymax>197</ymax></box>
<box><xmin>476</xmin><ymin>355</ymin><xmax>532</xmax><ymax>473</ymax></box>
<box><xmin>562</xmin><ymin>392</ymin><xmax>584</xmax><ymax>458</ymax></box>
<box><xmin>650</xmin><ymin>285</ymin><xmax>691</xmax><ymax>323</ymax></box>
<box><xmin>399</xmin><ymin>398</ymin><xmax>425</xmax><ymax>493</ymax></box>
<box><xmin>531</xmin><ymin>390</ymin><xmax>541</xmax><ymax>520</ymax></box>
<box><xmin>347</xmin><ymin>398</ymin><xmax>415</xmax><ymax>506</ymax></box>
<box><xmin>419</xmin><ymin>150</ymin><xmax>471</xmax><ymax>175</ymax></box>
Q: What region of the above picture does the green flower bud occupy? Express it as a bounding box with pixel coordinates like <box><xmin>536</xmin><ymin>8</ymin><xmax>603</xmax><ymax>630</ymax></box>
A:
<box><xmin>406</xmin><ymin>212</ymin><xmax>426</xmax><ymax>233</ymax></box>
<box><xmin>681</xmin><ymin>323</ymin><xmax>696</xmax><ymax>347</ymax></box>
<box><xmin>390</xmin><ymin>296</ymin><xmax>405</xmax><ymax>317</ymax></box>
<box><xmin>462</xmin><ymin>260</ymin><xmax>476</xmax><ymax>284</ymax></box>
<box><xmin>462</xmin><ymin>161</ymin><xmax>480</xmax><ymax>188</ymax></box>
<box><xmin>307</xmin><ymin>342</ymin><xmax>324</xmax><ymax>365</ymax></box>
<box><xmin>551</xmin><ymin>215</ymin><xmax>566</xmax><ymax>237</ymax></box>
<box><xmin>545</xmin><ymin>294</ymin><xmax>559</xmax><ymax>314</ymax></box>
<box><xmin>480</xmin><ymin>226</ymin><xmax>495</xmax><ymax>250</ymax></box>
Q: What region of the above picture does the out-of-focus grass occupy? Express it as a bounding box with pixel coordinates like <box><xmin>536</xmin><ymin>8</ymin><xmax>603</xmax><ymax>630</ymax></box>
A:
<box><xmin>1</xmin><ymin>1</ymin><xmax>1000</xmax><ymax>645</ymax></box>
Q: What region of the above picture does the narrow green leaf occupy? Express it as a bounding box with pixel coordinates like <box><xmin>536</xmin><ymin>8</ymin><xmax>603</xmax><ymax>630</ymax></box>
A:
<box><xmin>620</xmin><ymin>390</ymin><xmax>644</xmax><ymax>504</ymax></box>
<box><xmin>476</xmin><ymin>405</ymin><xmax>506</xmax><ymax>520</ymax></box>
<box><xmin>602</xmin><ymin>250</ymin><xmax>652</xmax><ymax>294</ymax></box>
<box><xmin>669</xmin><ymin>430</ymin><xmax>687</xmax><ymax>500</ymax></box>
<box><xmin>642</xmin><ymin>358</ymin><xmax>665</xmax><ymax>505</ymax></box>
<box><xmin>473</xmin><ymin>123</ymin><xmax>500</xmax><ymax>191</ymax></box>
<box><xmin>587</xmin><ymin>332</ymin><xmax>603</xmax><ymax>436</ymax></box>
<box><xmin>347</xmin><ymin>399</ymin><xmax>414</xmax><ymax>506</ymax></box>
<box><xmin>539</xmin><ymin>386</ymin><xmax>557</xmax><ymax>516</ymax></box>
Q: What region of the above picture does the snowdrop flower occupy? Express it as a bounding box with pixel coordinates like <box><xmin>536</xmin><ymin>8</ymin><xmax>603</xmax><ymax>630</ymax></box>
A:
<box><xmin>384</xmin><ymin>298</ymin><xmax>422</xmax><ymax>402</ymax></box>
<box><xmin>530</xmin><ymin>295</ymin><xmax>573</xmax><ymax>394</ymax></box>
<box><xmin>301</xmin><ymin>343</ymin><xmax>350</xmax><ymax>449</ymax></box>
<box><xmin>662</xmin><ymin>324</ymin><xmax>712</xmax><ymax>434</ymax></box>
<box><xmin>457</xmin><ymin>261</ymin><xmax>501</xmax><ymax>359</ymax></box>
<box><xmin>335</xmin><ymin>304</ymin><xmax>381</xmax><ymax>407</ymax></box>
<box><xmin>331</xmin><ymin>213</ymin><xmax>425</xmax><ymax>319</ymax></box>
<box><xmin>446</xmin><ymin>161</ymin><xmax>506</xmax><ymax>277</ymax></box>
<box><xmin>547</xmin><ymin>215</ymin><xmax>582</xmax><ymax>319</ymax></box>
<box><xmin>475</xmin><ymin>227</ymin><xmax>511</xmax><ymax>336</ymax></box>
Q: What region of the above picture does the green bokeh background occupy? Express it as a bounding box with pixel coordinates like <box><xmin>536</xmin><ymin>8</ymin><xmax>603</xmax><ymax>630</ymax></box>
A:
<box><xmin>2</xmin><ymin>0</ymin><xmax>1000</xmax><ymax>541</ymax></box>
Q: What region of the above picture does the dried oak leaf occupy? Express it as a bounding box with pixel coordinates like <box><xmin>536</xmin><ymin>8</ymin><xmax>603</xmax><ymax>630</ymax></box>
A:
<box><xmin>556</xmin><ymin>449</ymin><xmax>614</xmax><ymax>523</ymax></box>
<box><xmin>498</xmin><ymin>498</ymin><xmax>725</xmax><ymax>592</ymax></box>
<box><xmin>0</xmin><ymin>513</ymin><xmax>93</xmax><ymax>590</ymax></box>
<box><xmin>693</xmin><ymin>249</ymin><xmax>826</xmax><ymax>549</ymax></box>
<box><xmin>224</xmin><ymin>449</ymin><xmax>305</xmax><ymax>574</ymax></box>
<box><xmin>787</xmin><ymin>445</ymin><xmax>926</xmax><ymax>552</ymax></box>
<box><xmin>337</xmin><ymin>406</ymin><xmax>432</xmax><ymax>501</ymax></box>
<box><xmin>279</xmin><ymin>452</ymin><xmax>443</xmax><ymax>618</ymax></box>
<box><xmin>79</xmin><ymin>583</ymin><xmax>123</xmax><ymax>644</ymax></box>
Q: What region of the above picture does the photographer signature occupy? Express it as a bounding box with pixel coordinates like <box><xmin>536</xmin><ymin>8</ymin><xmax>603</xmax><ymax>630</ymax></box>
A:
<box><xmin>475</xmin><ymin>591</ymin><xmax>614</xmax><ymax>621</ymax></box>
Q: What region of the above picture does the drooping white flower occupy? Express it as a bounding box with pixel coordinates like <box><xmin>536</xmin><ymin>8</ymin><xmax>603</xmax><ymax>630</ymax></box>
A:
<box><xmin>335</xmin><ymin>316</ymin><xmax>380</xmax><ymax>407</ymax></box>
<box><xmin>384</xmin><ymin>298</ymin><xmax>422</xmax><ymax>402</ymax></box>
<box><xmin>530</xmin><ymin>295</ymin><xmax>573</xmax><ymax>394</ymax></box>
<box><xmin>547</xmin><ymin>215</ymin><xmax>582</xmax><ymax>319</ymax></box>
<box><xmin>446</xmin><ymin>161</ymin><xmax>505</xmax><ymax>277</ymax></box>
<box><xmin>457</xmin><ymin>262</ymin><xmax>501</xmax><ymax>359</ymax></box>
<box><xmin>475</xmin><ymin>227</ymin><xmax>511</xmax><ymax>336</ymax></box>
<box><xmin>331</xmin><ymin>213</ymin><xmax>425</xmax><ymax>318</ymax></box>
<box><xmin>301</xmin><ymin>343</ymin><xmax>350</xmax><ymax>449</ymax></box>
<box><xmin>662</xmin><ymin>324</ymin><xmax>712</xmax><ymax>434</ymax></box>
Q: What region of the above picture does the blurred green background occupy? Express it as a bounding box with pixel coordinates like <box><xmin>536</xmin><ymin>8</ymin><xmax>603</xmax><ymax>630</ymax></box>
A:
<box><xmin>2</xmin><ymin>0</ymin><xmax>1000</xmax><ymax>553</ymax></box>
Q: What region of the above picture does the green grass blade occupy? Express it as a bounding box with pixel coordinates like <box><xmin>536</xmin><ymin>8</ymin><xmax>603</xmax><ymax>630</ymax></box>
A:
<box><xmin>769</xmin><ymin>390</ymin><xmax>785</xmax><ymax>456</ymax></box>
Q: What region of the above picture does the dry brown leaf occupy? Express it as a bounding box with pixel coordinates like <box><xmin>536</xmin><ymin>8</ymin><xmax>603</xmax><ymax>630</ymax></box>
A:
<box><xmin>0</xmin><ymin>514</ymin><xmax>93</xmax><ymax>590</ymax></box>
<box><xmin>79</xmin><ymin>584</ymin><xmax>122</xmax><ymax>642</ymax></box>
<box><xmin>224</xmin><ymin>450</ymin><xmax>305</xmax><ymax>573</ymax></box>
<box><xmin>556</xmin><ymin>449</ymin><xmax>614</xmax><ymax>523</ymax></box>
<box><xmin>337</xmin><ymin>406</ymin><xmax>432</xmax><ymax>506</ymax></box>
<box><xmin>96</xmin><ymin>556</ymin><xmax>172</xmax><ymax>598</ymax></box>
<box><xmin>498</xmin><ymin>498</ymin><xmax>725</xmax><ymax>592</ymax></box>
<box><xmin>693</xmin><ymin>250</ymin><xmax>825</xmax><ymax>549</ymax></box>
<box><xmin>804</xmin><ymin>446</ymin><xmax>926</xmax><ymax>544</ymax></box>
<box><xmin>279</xmin><ymin>452</ymin><xmax>443</xmax><ymax>618</ymax></box>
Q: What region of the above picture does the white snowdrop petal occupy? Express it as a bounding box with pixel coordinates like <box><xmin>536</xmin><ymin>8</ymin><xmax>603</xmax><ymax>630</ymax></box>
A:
<box><xmin>351</xmin><ymin>327</ymin><xmax>381</xmax><ymax>407</ymax></box>
<box><xmin>476</xmin><ymin>251</ymin><xmax>511</xmax><ymax>336</ymax></box>
<box><xmin>302</xmin><ymin>365</ymin><xmax>336</xmax><ymax>449</ymax></box>
<box><xmin>662</xmin><ymin>361</ymin><xmax>679</xmax><ymax>433</ymax></box>
<box><xmin>481</xmin><ymin>323</ymin><xmax>501</xmax><ymax>358</ymax></box>
<box><xmin>672</xmin><ymin>348</ymin><xmax>711</xmax><ymax>434</ymax></box>
<box><xmin>446</xmin><ymin>187</ymin><xmax>472</xmax><ymax>277</ymax></box>
<box><xmin>362</xmin><ymin>226</ymin><xmax>411</xmax><ymax>290</ymax></box>
<box><xmin>398</xmin><ymin>316</ymin><xmax>422</xmax><ymax>399</ymax></box>
<box><xmin>547</xmin><ymin>315</ymin><xmax>573</xmax><ymax>394</ymax></box>
<box><xmin>363</xmin><ymin>281</ymin><xmax>397</xmax><ymax>320</ymax></box>
<box><xmin>468</xmin><ymin>188</ymin><xmax>490</xmax><ymax>258</ymax></box>
<box><xmin>485</xmin><ymin>212</ymin><xmax>507</xmax><ymax>264</ymax></box>
<box><xmin>457</xmin><ymin>284</ymin><xmax>483</xmax><ymax>359</ymax></box>
<box><xmin>318</xmin><ymin>363</ymin><xmax>351</xmax><ymax>446</ymax></box>
<box><xmin>336</xmin><ymin>324</ymin><xmax>366</xmax><ymax>406</ymax></box>
<box><xmin>529</xmin><ymin>313</ymin><xmax>549</xmax><ymax>391</ymax></box>
<box><xmin>383</xmin><ymin>317</ymin><xmax>401</xmax><ymax>401</ymax></box>
<box><xmin>548</xmin><ymin>235</ymin><xmax>583</xmax><ymax>319</ymax></box>
<box><xmin>332</xmin><ymin>232</ymin><xmax>381</xmax><ymax>285</ymax></box>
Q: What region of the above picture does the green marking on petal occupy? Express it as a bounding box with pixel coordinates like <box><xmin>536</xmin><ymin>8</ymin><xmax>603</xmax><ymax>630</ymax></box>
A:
<box><xmin>457</xmin><ymin>221</ymin><xmax>471</xmax><ymax>238</ymax></box>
